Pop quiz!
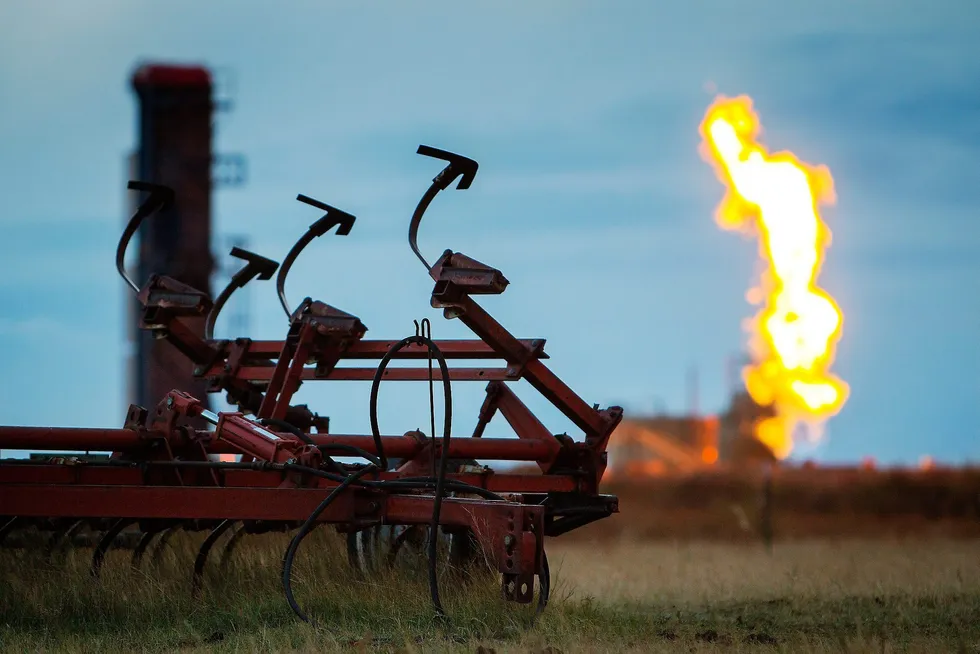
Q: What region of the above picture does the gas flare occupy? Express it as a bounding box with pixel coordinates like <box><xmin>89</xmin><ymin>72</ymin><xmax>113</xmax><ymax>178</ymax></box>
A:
<box><xmin>699</xmin><ymin>94</ymin><xmax>848</xmax><ymax>459</ymax></box>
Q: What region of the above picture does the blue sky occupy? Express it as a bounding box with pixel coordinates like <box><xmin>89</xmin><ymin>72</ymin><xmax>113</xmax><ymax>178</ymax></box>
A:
<box><xmin>0</xmin><ymin>1</ymin><xmax>977</xmax><ymax>465</ymax></box>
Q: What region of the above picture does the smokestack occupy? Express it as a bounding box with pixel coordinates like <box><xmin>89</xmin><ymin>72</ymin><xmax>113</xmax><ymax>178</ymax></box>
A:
<box><xmin>127</xmin><ymin>63</ymin><xmax>215</xmax><ymax>420</ymax></box>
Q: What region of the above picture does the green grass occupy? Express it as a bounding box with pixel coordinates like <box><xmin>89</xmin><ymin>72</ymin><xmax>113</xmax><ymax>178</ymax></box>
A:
<box><xmin>2</xmin><ymin>529</ymin><xmax>979</xmax><ymax>652</ymax></box>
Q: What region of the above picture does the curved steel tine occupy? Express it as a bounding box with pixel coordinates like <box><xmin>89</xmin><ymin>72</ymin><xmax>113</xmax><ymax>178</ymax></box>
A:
<box><xmin>346</xmin><ymin>526</ymin><xmax>378</xmax><ymax>576</ymax></box>
<box><xmin>45</xmin><ymin>519</ymin><xmax>84</xmax><ymax>560</ymax></box>
<box><xmin>409</xmin><ymin>145</ymin><xmax>479</xmax><ymax>271</ymax></box>
<box><xmin>363</xmin><ymin>526</ymin><xmax>377</xmax><ymax>573</ymax></box>
<box><xmin>116</xmin><ymin>181</ymin><xmax>175</xmax><ymax>293</ymax></box>
<box><xmin>276</xmin><ymin>195</ymin><xmax>356</xmax><ymax>317</ymax></box>
<box><xmin>131</xmin><ymin>530</ymin><xmax>161</xmax><ymax>570</ymax></box>
<box><xmin>385</xmin><ymin>525</ymin><xmax>421</xmax><ymax>569</ymax></box>
<box><xmin>191</xmin><ymin>519</ymin><xmax>235</xmax><ymax>599</ymax></box>
<box><xmin>218</xmin><ymin>522</ymin><xmax>246</xmax><ymax>571</ymax></box>
<box><xmin>151</xmin><ymin>524</ymin><xmax>182</xmax><ymax>566</ymax></box>
<box><xmin>91</xmin><ymin>518</ymin><xmax>135</xmax><ymax>578</ymax></box>
<box><xmin>205</xmin><ymin>248</ymin><xmax>279</xmax><ymax>340</ymax></box>
<box><xmin>63</xmin><ymin>519</ymin><xmax>88</xmax><ymax>548</ymax></box>
<box><xmin>0</xmin><ymin>516</ymin><xmax>23</xmax><ymax>547</ymax></box>
<box><xmin>448</xmin><ymin>527</ymin><xmax>479</xmax><ymax>575</ymax></box>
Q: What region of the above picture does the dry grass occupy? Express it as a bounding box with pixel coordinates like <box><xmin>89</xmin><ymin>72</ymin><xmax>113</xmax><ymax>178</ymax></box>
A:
<box><xmin>546</xmin><ymin>538</ymin><xmax>980</xmax><ymax>603</ymax></box>
<box><xmin>2</xmin><ymin>526</ymin><xmax>979</xmax><ymax>653</ymax></box>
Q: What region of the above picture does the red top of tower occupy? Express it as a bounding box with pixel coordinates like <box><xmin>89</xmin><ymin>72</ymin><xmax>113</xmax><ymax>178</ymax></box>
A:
<box><xmin>131</xmin><ymin>63</ymin><xmax>211</xmax><ymax>89</ymax></box>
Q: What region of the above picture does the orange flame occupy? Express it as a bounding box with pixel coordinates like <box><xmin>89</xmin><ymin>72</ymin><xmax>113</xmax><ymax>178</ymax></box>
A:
<box><xmin>699</xmin><ymin>94</ymin><xmax>849</xmax><ymax>459</ymax></box>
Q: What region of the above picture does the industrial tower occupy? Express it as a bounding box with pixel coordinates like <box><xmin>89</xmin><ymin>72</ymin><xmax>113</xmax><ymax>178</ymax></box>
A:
<box><xmin>127</xmin><ymin>64</ymin><xmax>215</xmax><ymax>416</ymax></box>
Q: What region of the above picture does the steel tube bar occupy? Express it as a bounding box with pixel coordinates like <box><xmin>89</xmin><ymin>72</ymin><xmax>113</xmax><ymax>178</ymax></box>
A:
<box><xmin>0</xmin><ymin>465</ymin><xmax>579</xmax><ymax>493</ymax></box>
<box><xmin>0</xmin><ymin>427</ymin><xmax>142</xmax><ymax>452</ymax></box>
<box><xmin>0</xmin><ymin>428</ymin><xmax>559</xmax><ymax>462</ymax></box>
<box><xmin>228</xmin><ymin>339</ymin><xmax>548</xmax><ymax>359</ymax></box>
<box><xmin>0</xmin><ymin>484</ymin><xmax>524</xmax><ymax>524</ymax></box>
<box><xmin>232</xmin><ymin>366</ymin><xmax>518</xmax><ymax>382</ymax></box>
<box><xmin>0</xmin><ymin>427</ymin><xmax>558</xmax><ymax>461</ymax></box>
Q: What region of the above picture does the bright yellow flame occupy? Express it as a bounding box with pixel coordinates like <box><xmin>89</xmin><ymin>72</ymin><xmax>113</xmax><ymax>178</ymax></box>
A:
<box><xmin>699</xmin><ymin>94</ymin><xmax>849</xmax><ymax>458</ymax></box>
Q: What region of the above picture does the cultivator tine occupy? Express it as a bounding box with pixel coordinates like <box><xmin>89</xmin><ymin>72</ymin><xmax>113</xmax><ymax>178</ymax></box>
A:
<box><xmin>131</xmin><ymin>529</ymin><xmax>162</xmax><ymax>570</ymax></box>
<box><xmin>410</xmin><ymin>145</ymin><xmax>479</xmax><ymax>270</ymax></box>
<box><xmin>205</xmin><ymin>248</ymin><xmax>279</xmax><ymax>340</ymax></box>
<box><xmin>276</xmin><ymin>195</ymin><xmax>355</xmax><ymax>317</ymax></box>
<box><xmin>64</xmin><ymin>520</ymin><xmax>88</xmax><ymax>548</ymax></box>
<box><xmin>347</xmin><ymin>525</ymin><xmax>392</xmax><ymax>575</ymax></box>
<box><xmin>218</xmin><ymin>522</ymin><xmax>245</xmax><ymax>570</ymax></box>
<box><xmin>362</xmin><ymin>526</ymin><xmax>377</xmax><ymax>572</ymax></box>
<box><xmin>91</xmin><ymin>519</ymin><xmax>135</xmax><ymax>578</ymax></box>
<box><xmin>448</xmin><ymin>528</ymin><xmax>479</xmax><ymax>574</ymax></box>
<box><xmin>346</xmin><ymin>531</ymin><xmax>360</xmax><ymax>573</ymax></box>
<box><xmin>385</xmin><ymin>525</ymin><xmax>423</xmax><ymax>569</ymax></box>
<box><xmin>44</xmin><ymin>519</ymin><xmax>85</xmax><ymax>560</ymax></box>
<box><xmin>151</xmin><ymin>524</ymin><xmax>181</xmax><ymax>565</ymax></box>
<box><xmin>0</xmin><ymin>516</ymin><xmax>23</xmax><ymax>547</ymax></box>
<box><xmin>116</xmin><ymin>181</ymin><xmax>175</xmax><ymax>294</ymax></box>
<box><xmin>191</xmin><ymin>519</ymin><xmax>235</xmax><ymax>598</ymax></box>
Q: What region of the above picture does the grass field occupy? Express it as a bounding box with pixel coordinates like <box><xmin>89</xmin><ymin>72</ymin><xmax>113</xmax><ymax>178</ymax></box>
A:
<box><xmin>2</xmin><ymin>527</ymin><xmax>979</xmax><ymax>653</ymax></box>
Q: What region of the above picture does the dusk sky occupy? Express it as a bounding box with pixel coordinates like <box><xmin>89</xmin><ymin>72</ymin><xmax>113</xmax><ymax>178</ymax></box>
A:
<box><xmin>0</xmin><ymin>1</ymin><xmax>977</xmax><ymax>465</ymax></box>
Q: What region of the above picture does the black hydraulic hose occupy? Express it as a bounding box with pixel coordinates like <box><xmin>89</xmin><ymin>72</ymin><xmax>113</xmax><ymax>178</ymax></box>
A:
<box><xmin>368</xmin><ymin>326</ymin><xmax>453</xmax><ymax>618</ymax></box>
<box><xmin>425</xmin><ymin>341</ymin><xmax>453</xmax><ymax>619</ymax></box>
<box><xmin>427</xmin><ymin>329</ymin><xmax>437</xmax><ymax>481</ymax></box>
<box><xmin>368</xmin><ymin>333</ymin><xmax>440</xmax><ymax>470</ymax></box>
<box><xmin>281</xmin><ymin>463</ymin><xmax>377</xmax><ymax>624</ymax></box>
<box><xmin>368</xmin><ymin>335</ymin><xmax>418</xmax><ymax>471</ymax></box>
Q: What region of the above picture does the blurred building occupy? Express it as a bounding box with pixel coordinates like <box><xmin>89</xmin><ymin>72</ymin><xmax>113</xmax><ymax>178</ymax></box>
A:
<box><xmin>607</xmin><ymin>389</ymin><xmax>777</xmax><ymax>477</ymax></box>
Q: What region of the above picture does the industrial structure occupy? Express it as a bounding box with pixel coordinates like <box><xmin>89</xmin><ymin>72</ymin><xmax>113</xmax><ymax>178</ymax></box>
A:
<box><xmin>607</xmin><ymin>389</ymin><xmax>778</xmax><ymax>476</ymax></box>
<box><xmin>128</xmin><ymin>64</ymin><xmax>216</xmax><ymax>421</ymax></box>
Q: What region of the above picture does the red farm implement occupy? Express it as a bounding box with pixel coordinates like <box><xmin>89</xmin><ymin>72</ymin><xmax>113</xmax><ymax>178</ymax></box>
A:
<box><xmin>0</xmin><ymin>146</ymin><xmax>623</xmax><ymax>624</ymax></box>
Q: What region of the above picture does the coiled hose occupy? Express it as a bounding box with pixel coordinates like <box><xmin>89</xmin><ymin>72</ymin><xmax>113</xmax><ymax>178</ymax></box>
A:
<box><xmin>279</xmin><ymin>319</ymin><xmax>549</xmax><ymax>625</ymax></box>
<box><xmin>368</xmin><ymin>319</ymin><xmax>453</xmax><ymax>617</ymax></box>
